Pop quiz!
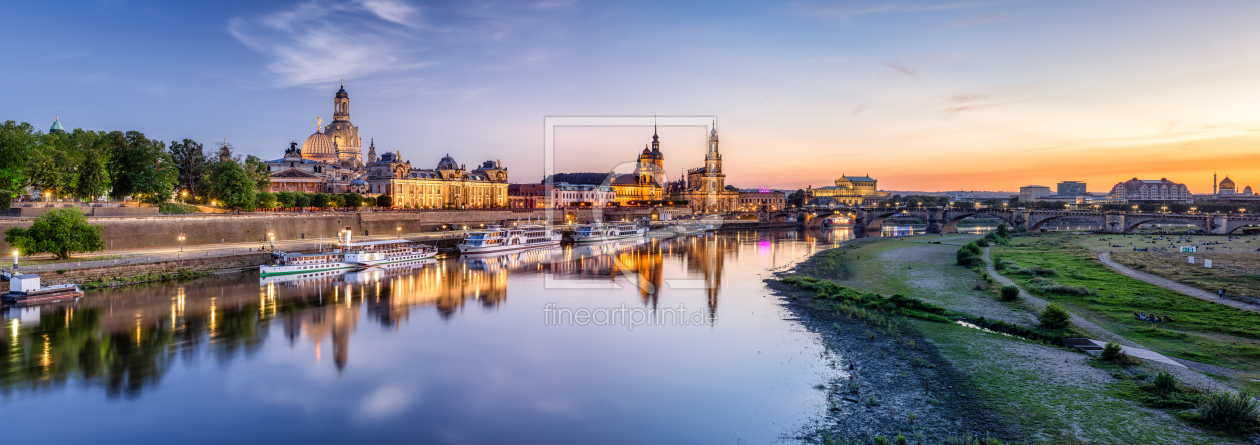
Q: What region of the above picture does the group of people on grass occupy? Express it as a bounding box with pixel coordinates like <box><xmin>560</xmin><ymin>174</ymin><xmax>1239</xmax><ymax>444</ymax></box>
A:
<box><xmin>1132</xmin><ymin>311</ymin><xmax>1173</xmax><ymax>323</ymax></box>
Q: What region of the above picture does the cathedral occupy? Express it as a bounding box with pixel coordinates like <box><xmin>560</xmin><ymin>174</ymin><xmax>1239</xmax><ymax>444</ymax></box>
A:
<box><xmin>665</xmin><ymin>122</ymin><xmax>739</xmax><ymax>213</ymax></box>
<box><xmin>267</xmin><ymin>83</ymin><xmax>509</xmax><ymax>207</ymax></box>
<box><xmin>610</xmin><ymin>126</ymin><xmax>666</xmax><ymax>203</ymax></box>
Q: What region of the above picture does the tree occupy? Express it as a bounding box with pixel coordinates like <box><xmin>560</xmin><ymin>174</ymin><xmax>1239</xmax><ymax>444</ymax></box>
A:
<box><xmin>787</xmin><ymin>189</ymin><xmax>806</xmax><ymax>207</ymax></box>
<box><xmin>74</xmin><ymin>143</ymin><xmax>110</xmax><ymax>201</ymax></box>
<box><xmin>294</xmin><ymin>193</ymin><xmax>311</xmax><ymax>208</ymax></box>
<box><xmin>168</xmin><ymin>139</ymin><xmax>207</xmax><ymax>199</ymax></box>
<box><xmin>208</xmin><ymin>160</ymin><xmax>257</xmax><ymax>210</ymax></box>
<box><xmin>343</xmin><ymin>193</ymin><xmax>363</xmax><ymax>208</ymax></box>
<box><xmin>257</xmin><ymin>191</ymin><xmax>277</xmax><ymax>209</ymax></box>
<box><xmin>376</xmin><ymin>194</ymin><xmax>392</xmax><ymax>208</ymax></box>
<box><xmin>0</xmin><ymin>121</ymin><xmax>38</xmax><ymax>193</ymax></box>
<box><xmin>243</xmin><ymin>155</ymin><xmax>271</xmax><ymax>191</ymax></box>
<box><xmin>276</xmin><ymin>191</ymin><xmax>295</xmax><ymax>209</ymax></box>
<box><xmin>329</xmin><ymin>194</ymin><xmax>345</xmax><ymax>208</ymax></box>
<box><xmin>995</xmin><ymin>223</ymin><xmax>1010</xmax><ymax>238</ymax></box>
<box><xmin>110</xmin><ymin>132</ymin><xmax>177</xmax><ymax>205</ymax></box>
<box><xmin>311</xmin><ymin>193</ymin><xmax>330</xmax><ymax>209</ymax></box>
<box><xmin>4</xmin><ymin>209</ymin><xmax>105</xmax><ymax>259</ymax></box>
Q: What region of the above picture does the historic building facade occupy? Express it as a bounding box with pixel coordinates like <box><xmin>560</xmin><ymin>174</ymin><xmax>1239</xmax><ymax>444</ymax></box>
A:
<box><xmin>610</xmin><ymin>129</ymin><xmax>666</xmax><ymax>204</ymax></box>
<box><xmin>806</xmin><ymin>175</ymin><xmax>891</xmax><ymax>206</ymax></box>
<box><xmin>665</xmin><ymin>125</ymin><xmax>738</xmax><ymax>213</ymax></box>
<box><xmin>301</xmin><ymin>83</ymin><xmax>364</xmax><ymax>167</ymax></box>
<box><xmin>364</xmin><ymin>152</ymin><xmax>508</xmax><ymax>209</ymax></box>
<box><xmin>551</xmin><ymin>182</ymin><xmax>616</xmax><ymax>207</ymax></box>
<box><xmin>1109</xmin><ymin>178</ymin><xmax>1192</xmax><ymax>203</ymax></box>
<box><xmin>738</xmin><ymin>189</ymin><xmax>786</xmax><ymax>211</ymax></box>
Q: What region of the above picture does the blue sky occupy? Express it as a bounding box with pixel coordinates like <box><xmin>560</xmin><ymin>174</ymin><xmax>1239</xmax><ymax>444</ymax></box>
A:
<box><xmin>6</xmin><ymin>0</ymin><xmax>1260</xmax><ymax>192</ymax></box>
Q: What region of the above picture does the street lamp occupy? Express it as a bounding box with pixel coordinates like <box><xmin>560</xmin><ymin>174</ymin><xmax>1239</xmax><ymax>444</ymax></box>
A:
<box><xmin>178</xmin><ymin>233</ymin><xmax>185</xmax><ymax>252</ymax></box>
<box><xmin>1191</xmin><ymin>207</ymin><xmax>1197</xmax><ymax>213</ymax></box>
<box><xmin>268</xmin><ymin>231</ymin><xmax>275</xmax><ymax>251</ymax></box>
<box><xmin>12</xmin><ymin>249</ymin><xmax>17</xmax><ymax>271</ymax></box>
<box><xmin>1132</xmin><ymin>205</ymin><xmax>1138</xmax><ymax>212</ymax></box>
<box><xmin>1161</xmin><ymin>206</ymin><xmax>1167</xmax><ymax>213</ymax></box>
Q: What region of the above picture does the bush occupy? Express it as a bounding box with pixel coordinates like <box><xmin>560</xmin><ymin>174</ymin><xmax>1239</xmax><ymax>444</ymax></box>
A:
<box><xmin>975</xmin><ymin>237</ymin><xmax>990</xmax><ymax>247</ymax></box>
<box><xmin>0</xmin><ymin>189</ymin><xmax>10</xmax><ymax>209</ymax></box>
<box><xmin>257</xmin><ymin>191</ymin><xmax>277</xmax><ymax>209</ymax></box>
<box><xmin>3</xmin><ymin>209</ymin><xmax>105</xmax><ymax>259</ymax></box>
<box><xmin>956</xmin><ymin>242</ymin><xmax>984</xmax><ymax>266</ymax></box>
<box><xmin>328</xmin><ymin>194</ymin><xmax>345</xmax><ymax>208</ymax></box>
<box><xmin>1100</xmin><ymin>342</ymin><xmax>1123</xmax><ymax>361</ymax></box>
<box><xmin>377</xmin><ymin>194</ymin><xmax>393</xmax><ymax>208</ymax></box>
<box><xmin>158</xmin><ymin>202</ymin><xmax>202</xmax><ymax>214</ymax></box>
<box><xmin>1198</xmin><ymin>390</ymin><xmax>1259</xmax><ymax>431</ymax></box>
<box><xmin>1039</xmin><ymin>302</ymin><xmax>1071</xmax><ymax>330</ymax></box>
<box><xmin>1000</xmin><ymin>286</ymin><xmax>1019</xmax><ymax>301</ymax></box>
<box><xmin>1151</xmin><ymin>370</ymin><xmax>1177</xmax><ymax>395</ymax></box>
<box><xmin>996</xmin><ymin>223</ymin><xmax>1009</xmax><ymax>238</ymax></box>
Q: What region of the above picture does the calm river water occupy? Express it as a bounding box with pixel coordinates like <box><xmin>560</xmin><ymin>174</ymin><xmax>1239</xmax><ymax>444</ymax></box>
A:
<box><xmin>2</xmin><ymin>229</ymin><xmax>870</xmax><ymax>444</ymax></box>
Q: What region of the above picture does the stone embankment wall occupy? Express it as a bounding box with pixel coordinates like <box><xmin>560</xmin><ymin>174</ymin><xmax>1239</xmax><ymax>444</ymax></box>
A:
<box><xmin>36</xmin><ymin>253</ymin><xmax>273</xmax><ymax>288</ymax></box>
<box><xmin>0</xmin><ymin>208</ymin><xmax>690</xmax><ymax>251</ymax></box>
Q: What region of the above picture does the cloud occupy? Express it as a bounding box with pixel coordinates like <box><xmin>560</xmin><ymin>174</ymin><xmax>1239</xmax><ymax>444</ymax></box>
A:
<box><xmin>802</xmin><ymin>0</ymin><xmax>1024</xmax><ymax>21</ymax></box>
<box><xmin>359</xmin><ymin>0</ymin><xmax>420</xmax><ymax>25</ymax></box>
<box><xmin>884</xmin><ymin>61</ymin><xmax>918</xmax><ymax>78</ymax></box>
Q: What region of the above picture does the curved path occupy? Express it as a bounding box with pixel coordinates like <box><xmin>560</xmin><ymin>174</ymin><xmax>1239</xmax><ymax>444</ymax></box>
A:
<box><xmin>983</xmin><ymin>247</ymin><xmax>1235</xmax><ymax>391</ymax></box>
<box><xmin>1097</xmin><ymin>251</ymin><xmax>1260</xmax><ymax>314</ymax></box>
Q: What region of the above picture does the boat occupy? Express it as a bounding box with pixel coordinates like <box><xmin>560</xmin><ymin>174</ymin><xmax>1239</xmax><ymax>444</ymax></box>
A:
<box><xmin>646</xmin><ymin>224</ymin><xmax>681</xmax><ymax>238</ymax></box>
<box><xmin>458</xmin><ymin>224</ymin><xmax>563</xmax><ymax>254</ymax></box>
<box><xmin>2</xmin><ymin>274</ymin><xmax>84</xmax><ymax>307</ymax></box>
<box><xmin>823</xmin><ymin>216</ymin><xmax>856</xmax><ymax>227</ymax></box>
<box><xmin>261</xmin><ymin>229</ymin><xmax>437</xmax><ymax>277</ymax></box>
<box><xmin>572</xmin><ymin>220</ymin><xmax>647</xmax><ymax>243</ymax></box>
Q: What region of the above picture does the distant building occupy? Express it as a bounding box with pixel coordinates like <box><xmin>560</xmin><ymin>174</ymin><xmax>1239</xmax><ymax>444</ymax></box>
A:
<box><xmin>1057</xmin><ymin>181</ymin><xmax>1087</xmax><ymax>197</ymax></box>
<box><xmin>807</xmin><ymin>175</ymin><xmax>891</xmax><ymax>206</ymax></box>
<box><xmin>1019</xmin><ymin>186</ymin><xmax>1052</xmax><ymax>202</ymax></box>
<box><xmin>665</xmin><ymin>124</ymin><xmax>739</xmax><ymax>212</ymax></box>
<box><xmin>508</xmin><ymin>184</ymin><xmax>546</xmax><ymax>208</ymax></box>
<box><xmin>738</xmin><ymin>188</ymin><xmax>786</xmax><ymax>211</ymax></box>
<box><xmin>364</xmin><ymin>152</ymin><xmax>508</xmax><ymax>209</ymax></box>
<box><xmin>551</xmin><ymin>182</ymin><xmax>616</xmax><ymax>208</ymax></box>
<box><xmin>1108</xmin><ymin>178</ymin><xmax>1191</xmax><ymax>203</ymax></box>
<box><xmin>1218</xmin><ymin>175</ymin><xmax>1237</xmax><ymax>195</ymax></box>
<box><xmin>49</xmin><ymin>116</ymin><xmax>64</xmax><ymax>134</ymax></box>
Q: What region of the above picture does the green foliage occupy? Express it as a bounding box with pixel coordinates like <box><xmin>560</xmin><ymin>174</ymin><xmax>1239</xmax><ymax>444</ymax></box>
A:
<box><xmin>208</xmin><ymin>160</ymin><xmax>257</xmax><ymax>210</ymax></box>
<box><xmin>168</xmin><ymin>139</ymin><xmax>207</xmax><ymax>199</ymax></box>
<box><xmin>256</xmin><ymin>191</ymin><xmax>277</xmax><ymax>209</ymax></box>
<box><xmin>956</xmin><ymin>241</ymin><xmax>984</xmax><ymax>266</ymax></box>
<box><xmin>73</xmin><ymin>143</ymin><xmax>110</xmax><ymax>200</ymax></box>
<box><xmin>294</xmin><ymin>193</ymin><xmax>311</xmax><ymax>208</ymax></box>
<box><xmin>377</xmin><ymin>194</ymin><xmax>392</xmax><ymax>208</ymax></box>
<box><xmin>243</xmin><ymin>155</ymin><xmax>271</xmax><ymax>191</ymax></box>
<box><xmin>110</xmin><ymin>131</ymin><xmax>178</xmax><ymax>204</ymax></box>
<box><xmin>995</xmin><ymin>222</ymin><xmax>1010</xmax><ymax>238</ymax></box>
<box><xmin>343</xmin><ymin>193</ymin><xmax>363</xmax><ymax>208</ymax></box>
<box><xmin>3</xmin><ymin>209</ymin><xmax>104</xmax><ymax>259</ymax></box>
<box><xmin>975</xmin><ymin>237</ymin><xmax>990</xmax><ymax>247</ymax></box>
<box><xmin>328</xmin><ymin>194</ymin><xmax>345</xmax><ymax>208</ymax></box>
<box><xmin>780</xmin><ymin>276</ymin><xmax>953</xmax><ymax>323</ymax></box>
<box><xmin>158</xmin><ymin>203</ymin><xmax>202</xmax><ymax>215</ymax></box>
<box><xmin>1197</xmin><ymin>390</ymin><xmax>1259</xmax><ymax>432</ymax></box>
<box><xmin>276</xmin><ymin>191</ymin><xmax>296</xmax><ymax>208</ymax></box>
<box><xmin>999</xmin><ymin>285</ymin><xmax>1019</xmax><ymax>301</ymax></box>
<box><xmin>1100</xmin><ymin>342</ymin><xmax>1123</xmax><ymax>361</ymax></box>
<box><xmin>0</xmin><ymin>120</ymin><xmax>38</xmax><ymax>192</ymax></box>
<box><xmin>0</xmin><ymin>189</ymin><xmax>10</xmax><ymax>209</ymax></box>
<box><xmin>1151</xmin><ymin>370</ymin><xmax>1177</xmax><ymax>395</ymax></box>
<box><xmin>311</xmin><ymin>193</ymin><xmax>330</xmax><ymax>208</ymax></box>
<box><xmin>1038</xmin><ymin>302</ymin><xmax>1072</xmax><ymax>330</ymax></box>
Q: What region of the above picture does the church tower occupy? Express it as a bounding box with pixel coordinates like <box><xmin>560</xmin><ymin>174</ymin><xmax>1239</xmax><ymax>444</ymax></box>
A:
<box><xmin>367</xmin><ymin>139</ymin><xmax>378</xmax><ymax>164</ymax></box>
<box><xmin>334</xmin><ymin>83</ymin><xmax>350</xmax><ymax>121</ymax></box>
<box><xmin>324</xmin><ymin>81</ymin><xmax>362</xmax><ymax>166</ymax></box>
<box><xmin>703</xmin><ymin>121</ymin><xmax>724</xmax><ymax>192</ymax></box>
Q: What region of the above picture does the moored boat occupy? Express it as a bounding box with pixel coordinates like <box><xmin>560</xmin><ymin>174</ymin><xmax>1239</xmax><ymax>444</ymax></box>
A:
<box><xmin>261</xmin><ymin>229</ymin><xmax>437</xmax><ymax>277</ymax></box>
<box><xmin>573</xmin><ymin>221</ymin><xmax>646</xmax><ymax>243</ymax></box>
<box><xmin>458</xmin><ymin>224</ymin><xmax>562</xmax><ymax>254</ymax></box>
<box><xmin>2</xmin><ymin>274</ymin><xmax>84</xmax><ymax>307</ymax></box>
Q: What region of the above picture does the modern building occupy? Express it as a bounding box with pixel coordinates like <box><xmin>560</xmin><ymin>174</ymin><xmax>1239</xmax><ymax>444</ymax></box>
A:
<box><xmin>665</xmin><ymin>124</ymin><xmax>739</xmax><ymax>213</ymax></box>
<box><xmin>1057</xmin><ymin>181</ymin><xmax>1087</xmax><ymax>197</ymax></box>
<box><xmin>737</xmin><ymin>188</ymin><xmax>786</xmax><ymax>211</ymax></box>
<box><xmin>364</xmin><ymin>152</ymin><xmax>508</xmax><ymax>209</ymax></box>
<box><xmin>806</xmin><ymin>175</ymin><xmax>891</xmax><ymax>206</ymax></box>
<box><xmin>1019</xmin><ymin>185</ymin><xmax>1052</xmax><ymax>202</ymax></box>
<box><xmin>1108</xmin><ymin>178</ymin><xmax>1192</xmax><ymax>203</ymax></box>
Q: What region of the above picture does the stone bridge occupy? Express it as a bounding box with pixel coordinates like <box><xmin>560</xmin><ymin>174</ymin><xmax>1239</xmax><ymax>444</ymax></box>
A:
<box><xmin>759</xmin><ymin>207</ymin><xmax>1260</xmax><ymax>234</ymax></box>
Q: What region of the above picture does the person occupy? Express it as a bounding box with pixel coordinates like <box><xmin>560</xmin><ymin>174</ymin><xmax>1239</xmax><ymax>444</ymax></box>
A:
<box><xmin>1219</xmin><ymin>289</ymin><xmax>1226</xmax><ymax>299</ymax></box>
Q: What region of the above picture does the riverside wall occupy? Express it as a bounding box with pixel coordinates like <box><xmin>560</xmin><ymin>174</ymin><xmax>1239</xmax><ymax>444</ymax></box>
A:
<box><xmin>23</xmin><ymin>253</ymin><xmax>273</xmax><ymax>288</ymax></box>
<box><xmin>0</xmin><ymin>207</ymin><xmax>691</xmax><ymax>251</ymax></box>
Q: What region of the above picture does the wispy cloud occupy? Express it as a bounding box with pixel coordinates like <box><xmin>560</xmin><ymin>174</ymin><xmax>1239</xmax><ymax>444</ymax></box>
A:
<box><xmin>801</xmin><ymin>0</ymin><xmax>1023</xmax><ymax>21</ymax></box>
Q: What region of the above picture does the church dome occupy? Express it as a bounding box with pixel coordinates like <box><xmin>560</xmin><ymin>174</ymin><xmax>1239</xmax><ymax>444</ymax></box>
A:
<box><xmin>437</xmin><ymin>154</ymin><xmax>459</xmax><ymax>170</ymax></box>
<box><xmin>50</xmin><ymin>117</ymin><xmax>63</xmax><ymax>133</ymax></box>
<box><xmin>302</xmin><ymin>131</ymin><xmax>336</xmax><ymax>162</ymax></box>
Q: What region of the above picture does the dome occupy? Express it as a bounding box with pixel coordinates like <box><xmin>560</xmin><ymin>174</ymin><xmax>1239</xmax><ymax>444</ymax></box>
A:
<box><xmin>325</xmin><ymin>121</ymin><xmax>361</xmax><ymax>155</ymax></box>
<box><xmin>336</xmin><ymin>85</ymin><xmax>348</xmax><ymax>98</ymax></box>
<box><xmin>350</xmin><ymin>178</ymin><xmax>367</xmax><ymax>186</ymax></box>
<box><xmin>437</xmin><ymin>154</ymin><xmax>459</xmax><ymax>170</ymax></box>
<box><xmin>1220</xmin><ymin>176</ymin><xmax>1235</xmax><ymax>188</ymax></box>
<box><xmin>302</xmin><ymin>131</ymin><xmax>337</xmax><ymax>162</ymax></box>
<box><xmin>50</xmin><ymin>118</ymin><xmax>63</xmax><ymax>132</ymax></box>
<box><xmin>1246</xmin><ymin>186</ymin><xmax>1254</xmax><ymax>195</ymax></box>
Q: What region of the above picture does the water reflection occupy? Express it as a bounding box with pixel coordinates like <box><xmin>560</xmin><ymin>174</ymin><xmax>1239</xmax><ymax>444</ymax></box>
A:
<box><xmin>2</xmin><ymin>229</ymin><xmax>863</xmax><ymax>443</ymax></box>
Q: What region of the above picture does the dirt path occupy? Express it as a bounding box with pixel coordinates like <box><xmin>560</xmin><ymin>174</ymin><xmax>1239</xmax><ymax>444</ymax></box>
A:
<box><xmin>1097</xmin><ymin>251</ymin><xmax>1260</xmax><ymax>314</ymax></box>
<box><xmin>983</xmin><ymin>247</ymin><xmax>1234</xmax><ymax>393</ymax></box>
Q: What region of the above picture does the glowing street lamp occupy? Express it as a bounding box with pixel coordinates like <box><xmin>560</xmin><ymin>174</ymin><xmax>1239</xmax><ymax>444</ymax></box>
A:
<box><xmin>178</xmin><ymin>233</ymin><xmax>186</xmax><ymax>252</ymax></box>
<box><xmin>1190</xmin><ymin>207</ymin><xmax>1197</xmax><ymax>213</ymax></box>
<box><xmin>1161</xmin><ymin>206</ymin><xmax>1167</xmax><ymax>213</ymax></box>
<box><xmin>1132</xmin><ymin>205</ymin><xmax>1138</xmax><ymax>212</ymax></box>
<box><xmin>12</xmin><ymin>249</ymin><xmax>17</xmax><ymax>271</ymax></box>
<box><xmin>268</xmin><ymin>231</ymin><xmax>275</xmax><ymax>250</ymax></box>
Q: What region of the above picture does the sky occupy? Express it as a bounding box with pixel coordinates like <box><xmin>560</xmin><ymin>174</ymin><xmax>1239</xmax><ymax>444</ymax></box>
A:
<box><xmin>5</xmin><ymin>0</ymin><xmax>1260</xmax><ymax>193</ymax></box>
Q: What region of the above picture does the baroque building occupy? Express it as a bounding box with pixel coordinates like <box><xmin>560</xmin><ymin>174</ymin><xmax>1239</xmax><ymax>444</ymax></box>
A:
<box><xmin>365</xmin><ymin>152</ymin><xmax>508</xmax><ymax>209</ymax></box>
<box><xmin>806</xmin><ymin>175</ymin><xmax>891</xmax><ymax>206</ymax></box>
<box><xmin>301</xmin><ymin>82</ymin><xmax>364</xmax><ymax>168</ymax></box>
<box><xmin>665</xmin><ymin>124</ymin><xmax>738</xmax><ymax>213</ymax></box>
<box><xmin>610</xmin><ymin>128</ymin><xmax>666</xmax><ymax>203</ymax></box>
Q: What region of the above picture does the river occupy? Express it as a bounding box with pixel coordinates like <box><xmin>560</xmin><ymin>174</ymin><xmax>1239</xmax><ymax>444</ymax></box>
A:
<box><xmin>3</xmin><ymin>228</ymin><xmax>866</xmax><ymax>444</ymax></box>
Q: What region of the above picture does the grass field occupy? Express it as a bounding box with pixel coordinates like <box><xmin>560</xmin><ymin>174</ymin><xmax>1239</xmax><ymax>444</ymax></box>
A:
<box><xmin>1111</xmin><ymin>251</ymin><xmax>1260</xmax><ymax>298</ymax></box>
<box><xmin>993</xmin><ymin>236</ymin><xmax>1260</xmax><ymax>375</ymax></box>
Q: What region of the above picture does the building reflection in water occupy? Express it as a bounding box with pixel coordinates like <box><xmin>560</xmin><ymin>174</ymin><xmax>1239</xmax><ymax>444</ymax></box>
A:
<box><xmin>0</xmin><ymin>229</ymin><xmax>852</xmax><ymax>397</ymax></box>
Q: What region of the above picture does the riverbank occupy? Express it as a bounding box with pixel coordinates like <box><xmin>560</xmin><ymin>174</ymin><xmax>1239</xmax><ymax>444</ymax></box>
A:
<box><xmin>770</xmin><ymin>234</ymin><xmax>1248</xmax><ymax>444</ymax></box>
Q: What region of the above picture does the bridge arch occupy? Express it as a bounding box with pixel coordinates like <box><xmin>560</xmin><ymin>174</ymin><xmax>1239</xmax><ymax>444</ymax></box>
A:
<box><xmin>1027</xmin><ymin>213</ymin><xmax>1106</xmax><ymax>232</ymax></box>
<box><xmin>1122</xmin><ymin>216</ymin><xmax>1209</xmax><ymax>233</ymax></box>
<box><xmin>940</xmin><ymin>212</ymin><xmax>1014</xmax><ymax>233</ymax></box>
<box><xmin>863</xmin><ymin>211</ymin><xmax>908</xmax><ymax>231</ymax></box>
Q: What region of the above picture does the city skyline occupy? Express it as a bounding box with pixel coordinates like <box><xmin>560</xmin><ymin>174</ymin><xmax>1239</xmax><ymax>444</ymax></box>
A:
<box><xmin>7</xmin><ymin>0</ymin><xmax>1260</xmax><ymax>192</ymax></box>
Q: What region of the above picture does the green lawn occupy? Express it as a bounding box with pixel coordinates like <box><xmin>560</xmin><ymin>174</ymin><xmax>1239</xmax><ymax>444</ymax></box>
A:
<box><xmin>993</xmin><ymin>236</ymin><xmax>1260</xmax><ymax>372</ymax></box>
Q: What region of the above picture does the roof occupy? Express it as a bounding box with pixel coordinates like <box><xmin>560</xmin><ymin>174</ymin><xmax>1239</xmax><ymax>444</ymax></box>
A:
<box><xmin>270</xmin><ymin>168</ymin><xmax>323</xmax><ymax>179</ymax></box>
<box><xmin>15</xmin><ymin>274</ymin><xmax>40</xmax><ymax>279</ymax></box>
<box><xmin>50</xmin><ymin>119</ymin><xmax>63</xmax><ymax>131</ymax></box>
<box><xmin>345</xmin><ymin>239</ymin><xmax>412</xmax><ymax>247</ymax></box>
<box><xmin>840</xmin><ymin>176</ymin><xmax>876</xmax><ymax>182</ymax></box>
<box><xmin>544</xmin><ymin>172</ymin><xmax>612</xmax><ymax>185</ymax></box>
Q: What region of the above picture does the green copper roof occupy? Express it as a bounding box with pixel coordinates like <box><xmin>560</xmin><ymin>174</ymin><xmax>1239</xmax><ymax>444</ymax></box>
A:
<box><xmin>50</xmin><ymin>119</ymin><xmax>63</xmax><ymax>131</ymax></box>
